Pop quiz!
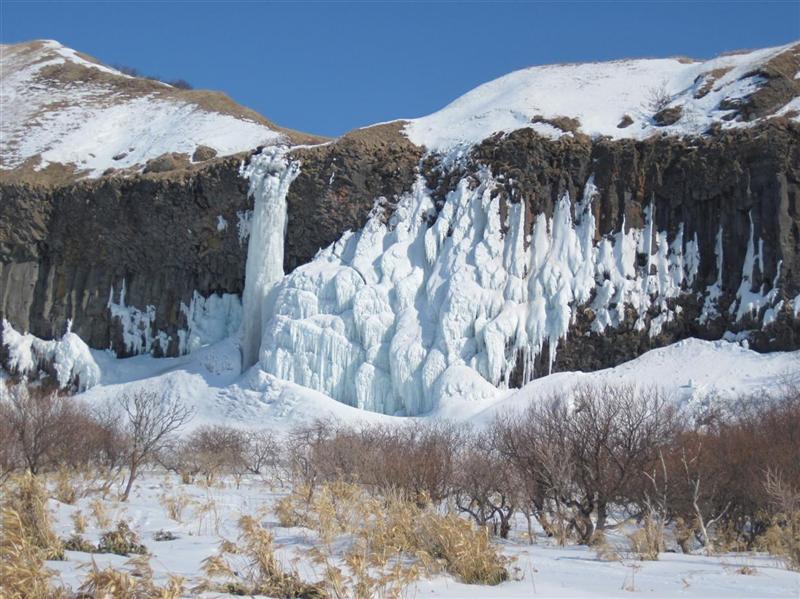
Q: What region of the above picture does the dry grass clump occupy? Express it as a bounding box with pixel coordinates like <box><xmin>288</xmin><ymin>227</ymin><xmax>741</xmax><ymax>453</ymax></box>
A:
<box><xmin>275</xmin><ymin>485</ymin><xmax>314</xmax><ymax>528</ymax></box>
<box><xmin>627</xmin><ymin>516</ymin><xmax>664</xmax><ymax>561</ymax></box>
<box><xmin>52</xmin><ymin>469</ymin><xmax>79</xmax><ymax>505</ymax></box>
<box><xmin>97</xmin><ymin>521</ymin><xmax>147</xmax><ymax>556</ymax></box>
<box><xmin>415</xmin><ymin>510</ymin><xmax>509</xmax><ymax>585</ymax></box>
<box><xmin>79</xmin><ymin>554</ymin><xmax>186</xmax><ymax>599</ymax></box>
<box><xmin>592</xmin><ymin>531</ymin><xmax>621</xmax><ymax>562</ymax></box>
<box><xmin>289</xmin><ymin>481</ymin><xmax>510</xmax><ymax>588</ymax></box>
<box><xmin>0</xmin><ymin>506</ymin><xmax>64</xmax><ymax>599</ymax></box>
<box><xmin>90</xmin><ymin>496</ymin><xmax>111</xmax><ymax>529</ymax></box>
<box><xmin>0</xmin><ymin>474</ymin><xmax>71</xmax><ymax>598</ymax></box>
<box><xmin>71</xmin><ymin>509</ymin><xmax>87</xmax><ymax>534</ymax></box>
<box><xmin>63</xmin><ymin>533</ymin><xmax>96</xmax><ymax>553</ymax></box>
<box><xmin>756</xmin><ymin>513</ymin><xmax>800</xmax><ymax>571</ymax></box>
<box><xmin>4</xmin><ymin>473</ymin><xmax>64</xmax><ymax>560</ymax></box>
<box><xmin>198</xmin><ymin>514</ymin><xmax>325</xmax><ymax>598</ymax></box>
<box><xmin>159</xmin><ymin>490</ymin><xmax>191</xmax><ymax>523</ymax></box>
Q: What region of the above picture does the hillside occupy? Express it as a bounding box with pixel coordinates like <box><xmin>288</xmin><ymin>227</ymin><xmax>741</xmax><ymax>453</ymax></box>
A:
<box><xmin>404</xmin><ymin>41</ymin><xmax>800</xmax><ymax>152</ymax></box>
<box><xmin>0</xmin><ymin>40</ymin><xmax>323</xmax><ymax>184</ymax></box>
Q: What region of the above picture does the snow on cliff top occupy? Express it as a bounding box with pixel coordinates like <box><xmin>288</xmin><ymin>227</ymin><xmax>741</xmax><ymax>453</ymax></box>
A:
<box><xmin>404</xmin><ymin>42</ymin><xmax>800</xmax><ymax>152</ymax></box>
<box><xmin>0</xmin><ymin>40</ymin><xmax>301</xmax><ymax>178</ymax></box>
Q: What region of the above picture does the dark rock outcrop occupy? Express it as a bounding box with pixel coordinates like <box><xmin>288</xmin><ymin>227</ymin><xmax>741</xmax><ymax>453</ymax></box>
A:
<box><xmin>285</xmin><ymin>122</ymin><xmax>424</xmax><ymax>271</ymax></box>
<box><xmin>0</xmin><ymin>124</ymin><xmax>424</xmax><ymax>357</ymax></box>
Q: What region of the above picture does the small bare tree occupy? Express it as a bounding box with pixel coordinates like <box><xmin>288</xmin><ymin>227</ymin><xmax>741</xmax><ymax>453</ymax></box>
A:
<box><xmin>453</xmin><ymin>431</ymin><xmax>517</xmax><ymax>538</ymax></box>
<box><xmin>0</xmin><ymin>379</ymin><xmax>80</xmax><ymax>475</ymax></box>
<box><xmin>117</xmin><ymin>389</ymin><xmax>193</xmax><ymax>501</ymax></box>
<box><xmin>245</xmin><ymin>429</ymin><xmax>280</xmax><ymax>476</ymax></box>
<box><xmin>645</xmin><ymin>80</ymin><xmax>672</xmax><ymax>113</ymax></box>
<box><xmin>679</xmin><ymin>442</ymin><xmax>730</xmax><ymax>554</ymax></box>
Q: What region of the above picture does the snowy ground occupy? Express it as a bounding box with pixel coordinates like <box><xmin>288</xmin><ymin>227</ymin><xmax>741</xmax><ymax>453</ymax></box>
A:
<box><xmin>69</xmin><ymin>335</ymin><xmax>799</xmax><ymax>434</ymax></box>
<box><xmin>44</xmin><ymin>472</ymin><xmax>800</xmax><ymax>598</ymax></box>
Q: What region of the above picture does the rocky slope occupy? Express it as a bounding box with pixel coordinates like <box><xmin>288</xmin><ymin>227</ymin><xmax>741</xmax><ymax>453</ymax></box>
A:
<box><xmin>1</xmin><ymin>40</ymin><xmax>799</xmax><ymax>408</ymax></box>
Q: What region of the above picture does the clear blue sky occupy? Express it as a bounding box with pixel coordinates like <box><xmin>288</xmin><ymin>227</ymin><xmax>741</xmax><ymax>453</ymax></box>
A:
<box><xmin>2</xmin><ymin>1</ymin><xmax>798</xmax><ymax>137</ymax></box>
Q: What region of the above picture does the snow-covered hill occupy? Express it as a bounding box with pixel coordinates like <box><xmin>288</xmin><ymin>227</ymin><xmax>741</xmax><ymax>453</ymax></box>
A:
<box><xmin>404</xmin><ymin>42</ymin><xmax>800</xmax><ymax>152</ymax></box>
<box><xmin>0</xmin><ymin>40</ymin><xmax>319</xmax><ymax>180</ymax></box>
<box><xmin>64</xmin><ymin>335</ymin><xmax>800</xmax><ymax>432</ymax></box>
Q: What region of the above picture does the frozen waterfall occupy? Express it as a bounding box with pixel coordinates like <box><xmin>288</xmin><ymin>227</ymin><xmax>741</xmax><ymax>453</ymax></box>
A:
<box><xmin>239</xmin><ymin>153</ymin><xmax>780</xmax><ymax>416</ymax></box>
<box><xmin>239</xmin><ymin>148</ymin><xmax>300</xmax><ymax>370</ymax></box>
<box><xmin>253</xmin><ymin>169</ymin><xmax>722</xmax><ymax>416</ymax></box>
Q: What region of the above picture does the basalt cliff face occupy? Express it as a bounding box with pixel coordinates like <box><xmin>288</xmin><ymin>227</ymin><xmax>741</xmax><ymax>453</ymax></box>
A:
<box><xmin>2</xmin><ymin>40</ymin><xmax>800</xmax><ymax>409</ymax></box>
<box><xmin>2</xmin><ymin>121</ymin><xmax>798</xmax><ymax>366</ymax></box>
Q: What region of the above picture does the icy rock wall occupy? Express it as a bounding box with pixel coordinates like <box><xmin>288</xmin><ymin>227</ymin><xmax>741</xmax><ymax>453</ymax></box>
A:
<box><xmin>254</xmin><ymin>168</ymin><xmax>736</xmax><ymax>415</ymax></box>
<box><xmin>178</xmin><ymin>291</ymin><xmax>242</xmax><ymax>355</ymax></box>
<box><xmin>108</xmin><ymin>280</ymin><xmax>241</xmax><ymax>357</ymax></box>
<box><xmin>239</xmin><ymin>148</ymin><xmax>300</xmax><ymax>369</ymax></box>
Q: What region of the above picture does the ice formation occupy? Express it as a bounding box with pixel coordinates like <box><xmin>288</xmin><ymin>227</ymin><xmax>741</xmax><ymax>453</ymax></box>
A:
<box><xmin>1</xmin><ymin>319</ymin><xmax>101</xmax><ymax>390</ymax></box>
<box><xmin>731</xmin><ymin>214</ymin><xmax>781</xmax><ymax>322</ymax></box>
<box><xmin>109</xmin><ymin>280</ymin><xmax>242</xmax><ymax>356</ymax></box>
<box><xmin>251</xmin><ymin>168</ymin><xmax>724</xmax><ymax>416</ymax></box>
<box><xmin>108</xmin><ymin>280</ymin><xmax>166</xmax><ymax>354</ymax></box>
<box><xmin>178</xmin><ymin>292</ymin><xmax>242</xmax><ymax>355</ymax></box>
<box><xmin>239</xmin><ymin>147</ymin><xmax>300</xmax><ymax>369</ymax></box>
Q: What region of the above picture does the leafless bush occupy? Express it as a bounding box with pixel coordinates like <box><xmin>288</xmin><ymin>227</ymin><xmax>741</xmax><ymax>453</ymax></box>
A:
<box><xmin>170</xmin><ymin>424</ymin><xmax>248</xmax><ymax>485</ymax></box>
<box><xmin>287</xmin><ymin>419</ymin><xmax>466</xmax><ymax>506</ymax></box>
<box><xmin>116</xmin><ymin>389</ymin><xmax>193</xmax><ymax>501</ymax></box>
<box><xmin>244</xmin><ymin>429</ymin><xmax>280</xmax><ymax>476</ymax></box>
<box><xmin>453</xmin><ymin>430</ymin><xmax>517</xmax><ymax>538</ymax></box>
<box><xmin>0</xmin><ymin>380</ymin><xmax>80</xmax><ymax>475</ymax></box>
<box><xmin>645</xmin><ymin>80</ymin><xmax>672</xmax><ymax>112</ymax></box>
<box><xmin>493</xmin><ymin>383</ymin><xmax>680</xmax><ymax>545</ymax></box>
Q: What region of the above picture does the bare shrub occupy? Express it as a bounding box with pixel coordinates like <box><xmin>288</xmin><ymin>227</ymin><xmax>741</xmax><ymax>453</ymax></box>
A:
<box><xmin>663</xmin><ymin>389</ymin><xmax>800</xmax><ymax>551</ymax></box>
<box><xmin>244</xmin><ymin>429</ymin><xmax>280</xmax><ymax>476</ymax></box>
<box><xmin>493</xmin><ymin>383</ymin><xmax>680</xmax><ymax>546</ymax></box>
<box><xmin>288</xmin><ymin>420</ymin><xmax>465</xmax><ymax>506</ymax></box>
<box><xmin>645</xmin><ymin>80</ymin><xmax>672</xmax><ymax>112</ymax></box>
<box><xmin>453</xmin><ymin>430</ymin><xmax>517</xmax><ymax>538</ymax></box>
<box><xmin>0</xmin><ymin>380</ymin><xmax>80</xmax><ymax>475</ymax></box>
<box><xmin>116</xmin><ymin>389</ymin><xmax>193</xmax><ymax>501</ymax></box>
<box><xmin>760</xmin><ymin>469</ymin><xmax>800</xmax><ymax>570</ymax></box>
<box><xmin>172</xmin><ymin>424</ymin><xmax>248</xmax><ymax>485</ymax></box>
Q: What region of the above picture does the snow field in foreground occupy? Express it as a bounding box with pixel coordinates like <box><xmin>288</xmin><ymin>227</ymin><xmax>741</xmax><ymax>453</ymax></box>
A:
<box><xmin>43</xmin><ymin>472</ymin><xmax>800</xmax><ymax>598</ymax></box>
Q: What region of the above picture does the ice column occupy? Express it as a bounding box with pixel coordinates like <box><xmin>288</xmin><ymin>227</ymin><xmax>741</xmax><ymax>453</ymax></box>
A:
<box><xmin>240</xmin><ymin>147</ymin><xmax>300</xmax><ymax>370</ymax></box>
